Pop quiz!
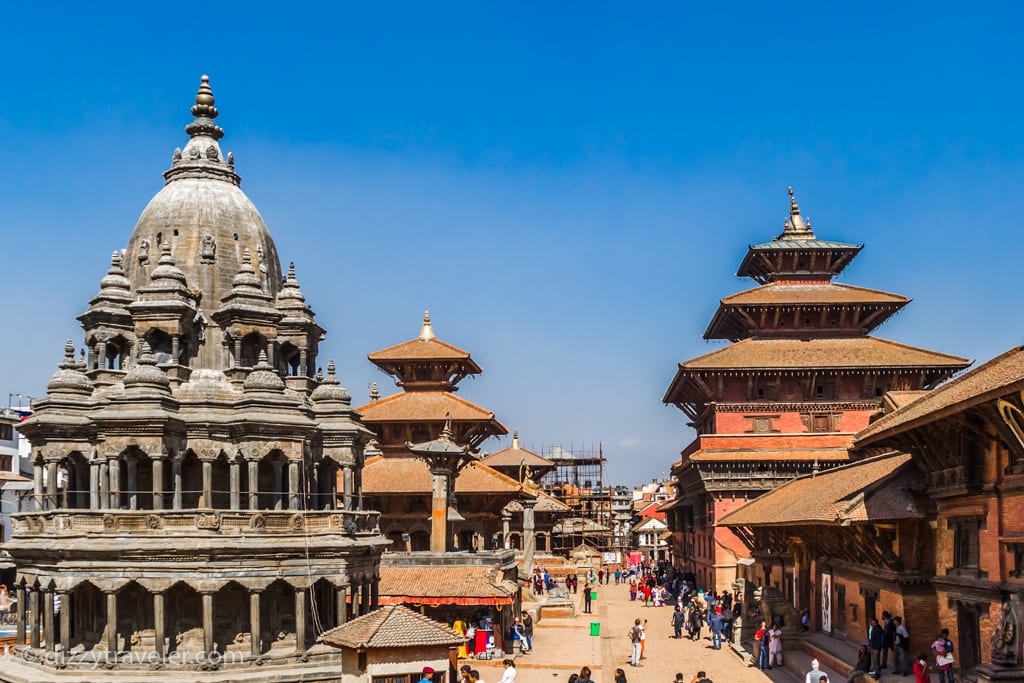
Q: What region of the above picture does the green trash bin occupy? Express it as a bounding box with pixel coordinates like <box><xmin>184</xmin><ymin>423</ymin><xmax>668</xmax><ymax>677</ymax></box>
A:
<box><xmin>591</xmin><ymin>590</ymin><xmax>598</xmax><ymax>601</ymax></box>
<box><xmin>590</xmin><ymin>621</ymin><xmax>600</xmax><ymax>637</ymax></box>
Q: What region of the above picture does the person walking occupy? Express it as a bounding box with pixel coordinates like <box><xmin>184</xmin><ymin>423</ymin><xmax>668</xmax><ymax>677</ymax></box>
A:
<box><xmin>709</xmin><ymin>608</ymin><xmax>724</xmax><ymax>650</ymax></box>
<box><xmin>882</xmin><ymin>611</ymin><xmax>896</xmax><ymax>671</ymax></box>
<box><xmin>629</xmin><ymin>618</ymin><xmax>643</xmax><ymax>667</ymax></box>
<box><xmin>805</xmin><ymin>658</ymin><xmax>827</xmax><ymax>683</ymax></box>
<box><xmin>845</xmin><ymin>646</ymin><xmax>873</xmax><ymax>683</ymax></box>
<box><xmin>756</xmin><ymin>623</ymin><xmax>770</xmax><ymax>669</ymax></box>
<box><xmin>914</xmin><ymin>654</ymin><xmax>929</xmax><ymax>683</ymax></box>
<box><xmin>578</xmin><ymin>667</ymin><xmax>594</xmax><ymax>683</ymax></box>
<box><xmin>499</xmin><ymin>659</ymin><xmax>517</xmax><ymax>683</ymax></box>
<box><xmin>671</xmin><ymin>605</ymin><xmax>685</xmax><ymax>639</ymax></box>
<box><xmin>613</xmin><ymin>668</ymin><xmax>627</xmax><ymax>683</ymax></box>
<box><xmin>640</xmin><ymin>619</ymin><xmax>648</xmax><ymax>659</ymax></box>
<box><xmin>868</xmin><ymin>617</ymin><xmax>884</xmax><ymax>676</ymax></box>
<box><xmin>629</xmin><ymin>578</ymin><xmax>637</xmax><ymax>601</ymax></box>
<box><xmin>932</xmin><ymin>629</ymin><xmax>955</xmax><ymax>683</ymax></box>
<box><xmin>615</xmin><ymin>568</ymin><xmax>622</xmax><ymax>584</ymax></box>
<box><xmin>521</xmin><ymin>611</ymin><xmax>533</xmax><ymax>653</ymax></box>
<box><xmin>894</xmin><ymin>616</ymin><xmax>911</xmax><ymax>676</ymax></box>
<box><xmin>583</xmin><ymin>581</ymin><xmax>593</xmax><ymax>614</ymax></box>
<box><xmin>769</xmin><ymin>621</ymin><xmax>784</xmax><ymax>667</ymax></box>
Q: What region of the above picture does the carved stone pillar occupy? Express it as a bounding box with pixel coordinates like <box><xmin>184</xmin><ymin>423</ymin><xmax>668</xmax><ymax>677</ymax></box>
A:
<box><xmin>152</xmin><ymin>456</ymin><xmax>164</xmax><ymax>510</ymax></box>
<box><xmin>202</xmin><ymin>460</ymin><xmax>213</xmax><ymax>508</ymax></box>
<box><xmin>172</xmin><ymin>456</ymin><xmax>182</xmax><ymax>510</ymax></box>
<box><xmin>501</xmin><ymin>511</ymin><xmax>511</xmax><ymax>549</ymax></box>
<box><xmin>350</xmin><ymin>583</ymin><xmax>360</xmax><ymax>619</ymax></box>
<box><xmin>342</xmin><ymin>466</ymin><xmax>353</xmax><ymax>510</ymax></box>
<box><xmin>202</xmin><ymin>591</ymin><xmax>214</xmax><ymax>655</ymax></box>
<box><xmin>126</xmin><ymin>457</ymin><xmax>138</xmax><ymax>510</ymax></box>
<box><xmin>90</xmin><ymin>461</ymin><xmax>100</xmax><ymax>510</ymax></box>
<box><xmin>106</xmin><ymin>590</ymin><xmax>117</xmax><ymax>657</ymax></box>
<box><xmin>108</xmin><ymin>457</ymin><xmax>121</xmax><ymax>510</ymax></box>
<box><xmin>43</xmin><ymin>586</ymin><xmax>54</xmax><ymax>651</ymax></box>
<box><xmin>170</xmin><ymin>335</ymin><xmax>179</xmax><ymax>365</ymax></box>
<box><xmin>429</xmin><ymin>468</ymin><xmax>450</xmax><ymax>553</ymax></box>
<box><xmin>288</xmin><ymin>461</ymin><xmax>299</xmax><ymax>510</ymax></box>
<box><xmin>15</xmin><ymin>584</ymin><xmax>25</xmax><ymax>646</ymax></box>
<box><xmin>46</xmin><ymin>461</ymin><xmax>58</xmax><ymax>509</ymax></box>
<box><xmin>336</xmin><ymin>586</ymin><xmax>348</xmax><ymax>625</ymax></box>
<box><xmin>29</xmin><ymin>586</ymin><xmax>40</xmax><ymax>648</ymax></box>
<box><xmin>229</xmin><ymin>459</ymin><xmax>240</xmax><ymax>510</ymax></box>
<box><xmin>33</xmin><ymin>462</ymin><xmax>43</xmax><ymax>509</ymax></box>
<box><xmin>248</xmin><ymin>459</ymin><xmax>259</xmax><ymax>510</ymax></box>
<box><xmin>272</xmin><ymin>461</ymin><xmax>284</xmax><ymax>510</ymax></box>
<box><xmin>99</xmin><ymin>461</ymin><xmax>109</xmax><ymax>509</ymax></box>
<box><xmin>360</xmin><ymin>580</ymin><xmax>370</xmax><ymax>615</ymax></box>
<box><xmin>522</xmin><ymin>498</ymin><xmax>537</xmax><ymax>577</ymax></box>
<box><xmin>294</xmin><ymin>587</ymin><xmax>307</xmax><ymax>652</ymax></box>
<box><xmin>371</xmin><ymin>578</ymin><xmax>379</xmax><ymax>611</ymax></box>
<box><xmin>153</xmin><ymin>590</ymin><xmax>165</xmax><ymax>658</ymax></box>
<box><xmin>249</xmin><ymin>590</ymin><xmax>261</xmax><ymax>658</ymax></box>
<box><xmin>59</xmin><ymin>590</ymin><xmax>70</xmax><ymax>653</ymax></box>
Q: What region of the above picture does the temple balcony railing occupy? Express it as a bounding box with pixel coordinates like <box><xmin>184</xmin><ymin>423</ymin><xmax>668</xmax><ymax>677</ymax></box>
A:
<box><xmin>9</xmin><ymin>508</ymin><xmax>381</xmax><ymax>538</ymax></box>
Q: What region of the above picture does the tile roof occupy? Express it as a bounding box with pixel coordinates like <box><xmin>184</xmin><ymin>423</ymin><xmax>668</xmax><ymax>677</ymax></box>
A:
<box><xmin>356</xmin><ymin>391</ymin><xmax>506</xmax><ymax>431</ymax></box>
<box><xmin>369</xmin><ymin>336</ymin><xmax>480</xmax><ymax>366</ymax></box>
<box><xmin>719</xmin><ymin>282</ymin><xmax>908</xmax><ymax>306</ymax></box>
<box><xmin>319</xmin><ymin>604</ymin><xmax>466</xmax><ymax>650</ymax></box>
<box><xmin>855</xmin><ymin>345</ymin><xmax>1024</xmax><ymax>447</ymax></box>
<box><xmin>480</xmin><ymin>444</ymin><xmax>554</xmax><ymax>469</ymax></box>
<box><xmin>749</xmin><ymin>239</ymin><xmax>862</xmax><ymax>251</ymax></box>
<box><xmin>718</xmin><ymin>452</ymin><xmax>921</xmax><ymax>526</ymax></box>
<box><xmin>504</xmin><ymin>490</ymin><xmax>571</xmax><ymax>513</ymax></box>
<box><xmin>377</xmin><ymin>565</ymin><xmax>518</xmax><ymax>604</ymax></box>
<box><xmin>677</xmin><ymin>336</ymin><xmax>969</xmax><ymax>371</ymax></box>
<box><xmin>884</xmin><ymin>390</ymin><xmax>929</xmax><ymax>409</ymax></box>
<box><xmin>687</xmin><ymin>447</ymin><xmax>851</xmax><ymax>463</ymax></box>
<box><xmin>361</xmin><ymin>456</ymin><xmax>526</xmax><ymax>496</ymax></box>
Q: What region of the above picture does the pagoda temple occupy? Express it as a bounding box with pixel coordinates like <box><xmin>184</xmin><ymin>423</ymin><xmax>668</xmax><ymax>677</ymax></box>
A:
<box><xmin>357</xmin><ymin>313</ymin><xmax>534</xmax><ymax>553</ymax></box>
<box><xmin>661</xmin><ymin>188</ymin><xmax>970</xmax><ymax>592</ymax></box>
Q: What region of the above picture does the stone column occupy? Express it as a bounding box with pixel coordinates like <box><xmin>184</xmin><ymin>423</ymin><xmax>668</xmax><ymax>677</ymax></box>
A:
<box><xmin>429</xmin><ymin>468</ymin><xmax>450</xmax><ymax>554</ymax></box>
<box><xmin>33</xmin><ymin>462</ymin><xmax>43</xmax><ymax>509</ymax></box>
<box><xmin>153</xmin><ymin>591</ymin><xmax>165</xmax><ymax>658</ymax></box>
<box><xmin>272</xmin><ymin>461</ymin><xmax>284</xmax><ymax>510</ymax></box>
<box><xmin>342</xmin><ymin>466</ymin><xmax>353</xmax><ymax>510</ymax></box>
<box><xmin>172</xmin><ymin>456</ymin><xmax>183</xmax><ymax>510</ymax></box>
<box><xmin>202</xmin><ymin>592</ymin><xmax>214</xmax><ymax>655</ymax></box>
<box><xmin>350</xmin><ymin>583</ymin><xmax>360</xmax><ymax>619</ymax></box>
<box><xmin>46</xmin><ymin>462</ymin><xmax>58</xmax><ymax>509</ymax></box>
<box><xmin>354</xmin><ymin>468</ymin><xmax>363</xmax><ymax>510</ymax></box>
<box><xmin>90</xmin><ymin>462</ymin><xmax>100</xmax><ymax>510</ymax></box>
<box><xmin>202</xmin><ymin>460</ymin><xmax>213</xmax><ymax>508</ymax></box>
<box><xmin>171</xmin><ymin>335</ymin><xmax>179</xmax><ymax>365</ymax></box>
<box><xmin>99</xmin><ymin>461</ymin><xmax>109</xmax><ymax>509</ymax></box>
<box><xmin>501</xmin><ymin>510</ymin><xmax>511</xmax><ymax>549</ymax></box>
<box><xmin>151</xmin><ymin>456</ymin><xmax>164</xmax><ymax>510</ymax></box>
<box><xmin>370</xmin><ymin>578</ymin><xmax>379</xmax><ymax>611</ymax></box>
<box><xmin>108</xmin><ymin>458</ymin><xmax>121</xmax><ymax>510</ymax></box>
<box><xmin>335</xmin><ymin>586</ymin><xmax>348</xmax><ymax>625</ymax></box>
<box><xmin>15</xmin><ymin>584</ymin><xmax>26</xmax><ymax>646</ymax></box>
<box><xmin>29</xmin><ymin>586</ymin><xmax>40</xmax><ymax>648</ymax></box>
<box><xmin>59</xmin><ymin>590</ymin><xmax>70</xmax><ymax>653</ymax></box>
<box><xmin>249</xmin><ymin>590</ymin><xmax>261</xmax><ymax>658</ymax></box>
<box><xmin>43</xmin><ymin>587</ymin><xmax>54</xmax><ymax>651</ymax></box>
<box><xmin>294</xmin><ymin>587</ymin><xmax>306</xmax><ymax>652</ymax></box>
<box><xmin>229</xmin><ymin>459</ymin><xmax>240</xmax><ymax>510</ymax></box>
<box><xmin>248</xmin><ymin>459</ymin><xmax>259</xmax><ymax>510</ymax></box>
<box><xmin>288</xmin><ymin>461</ymin><xmax>299</xmax><ymax>511</ymax></box>
<box><xmin>106</xmin><ymin>590</ymin><xmax>117</xmax><ymax>656</ymax></box>
<box><xmin>360</xmin><ymin>580</ymin><xmax>370</xmax><ymax>615</ymax></box>
<box><xmin>522</xmin><ymin>498</ymin><xmax>537</xmax><ymax>577</ymax></box>
<box><xmin>126</xmin><ymin>457</ymin><xmax>138</xmax><ymax>510</ymax></box>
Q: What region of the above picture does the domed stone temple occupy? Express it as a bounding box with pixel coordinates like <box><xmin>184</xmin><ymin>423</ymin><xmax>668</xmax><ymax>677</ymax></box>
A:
<box><xmin>6</xmin><ymin>77</ymin><xmax>389</xmax><ymax>680</ymax></box>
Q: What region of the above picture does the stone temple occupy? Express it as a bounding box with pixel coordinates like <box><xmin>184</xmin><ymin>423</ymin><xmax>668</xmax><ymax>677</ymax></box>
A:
<box><xmin>4</xmin><ymin>76</ymin><xmax>389</xmax><ymax>681</ymax></box>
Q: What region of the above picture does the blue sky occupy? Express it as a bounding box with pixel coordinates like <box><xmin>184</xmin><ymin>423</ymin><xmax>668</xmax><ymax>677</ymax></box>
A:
<box><xmin>1</xmin><ymin>3</ymin><xmax>1022</xmax><ymax>484</ymax></box>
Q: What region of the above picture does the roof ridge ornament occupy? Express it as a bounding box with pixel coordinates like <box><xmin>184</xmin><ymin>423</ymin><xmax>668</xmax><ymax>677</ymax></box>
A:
<box><xmin>420</xmin><ymin>310</ymin><xmax>435</xmax><ymax>341</ymax></box>
<box><xmin>779</xmin><ymin>186</ymin><xmax>816</xmax><ymax>240</ymax></box>
<box><xmin>185</xmin><ymin>75</ymin><xmax>224</xmax><ymax>141</ymax></box>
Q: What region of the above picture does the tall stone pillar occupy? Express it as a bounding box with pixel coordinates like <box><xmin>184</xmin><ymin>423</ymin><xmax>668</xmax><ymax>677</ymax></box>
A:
<box><xmin>522</xmin><ymin>498</ymin><xmax>537</xmax><ymax>577</ymax></box>
<box><xmin>201</xmin><ymin>460</ymin><xmax>213</xmax><ymax>508</ymax></box>
<box><xmin>126</xmin><ymin>457</ymin><xmax>139</xmax><ymax>510</ymax></box>
<box><xmin>272</xmin><ymin>461</ymin><xmax>284</xmax><ymax>510</ymax></box>
<box><xmin>106</xmin><ymin>590</ymin><xmax>117</xmax><ymax>657</ymax></box>
<box><xmin>152</xmin><ymin>456</ymin><xmax>164</xmax><ymax>510</ymax></box>
<box><xmin>430</xmin><ymin>468</ymin><xmax>449</xmax><ymax>553</ymax></box>
<box><xmin>99</xmin><ymin>461</ymin><xmax>109</xmax><ymax>509</ymax></box>
<box><xmin>371</xmin><ymin>578</ymin><xmax>379</xmax><ymax>611</ymax></box>
<box><xmin>360</xmin><ymin>580</ymin><xmax>370</xmax><ymax>614</ymax></box>
<box><xmin>248</xmin><ymin>459</ymin><xmax>259</xmax><ymax>510</ymax></box>
<box><xmin>342</xmin><ymin>466</ymin><xmax>353</xmax><ymax>510</ymax></box>
<box><xmin>229</xmin><ymin>459</ymin><xmax>240</xmax><ymax>510</ymax></box>
<box><xmin>294</xmin><ymin>587</ymin><xmax>307</xmax><ymax>651</ymax></box>
<box><xmin>43</xmin><ymin>587</ymin><xmax>54</xmax><ymax>651</ymax></box>
<box><xmin>172</xmin><ymin>456</ymin><xmax>183</xmax><ymax>510</ymax></box>
<box><xmin>288</xmin><ymin>461</ymin><xmax>299</xmax><ymax>510</ymax></box>
<box><xmin>502</xmin><ymin>511</ymin><xmax>511</xmax><ymax>549</ymax></box>
<box><xmin>29</xmin><ymin>586</ymin><xmax>40</xmax><ymax>648</ymax></box>
<box><xmin>336</xmin><ymin>586</ymin><xmax>348</xmax><ymax>625</ymax></box>
<box><xmin>350</xmin><ymin>583</ymin><xmax>360</xmax><ymax>619</ymax></box>
<box><xmin>202</xmin><ymin>592</ymin><xmax>214</xmax><ymax>655</ymax></box>
<box><xmin>90</xmin><ymin>462</ymin><xmax>100</xmax><ymax>510</ymax></box>
<box><xmin>108</xmin><ymin>458</ymin><xmax>120</xmax><ymax>510</ymax></box>
<box><xmin>46</xmin><ymin>462</ymin><xmax>58</xmax><ymax>509</ymax></box>
<box><xmin>153</xmin><ymin>591</ymin><xmax>165</xmax><ymax>658</ymax></box>
<box><xmin>59</xmin><ymin>590</ymin><xmax>70</xmax><ymax>653</ymax></box>
<box><xmin>249</xmin><ymin>590</ymin><xmax>261</xmax><ymax>658</ymax></box>
<box><xmin>15</xmin><ymin>584</ymin><xmax>25</xmax><ymax>646</ymax></box>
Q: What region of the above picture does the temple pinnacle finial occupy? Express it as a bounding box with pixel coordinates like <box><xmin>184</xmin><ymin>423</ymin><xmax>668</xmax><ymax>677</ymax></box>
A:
<box><xmin>420</xmin><ymin>310</ymin><xmax>435</xmax><ymax>340</ymax></box>
<box><xmin>780</xmin><ymin>185</ymin><xmax>814</xmax><ymax>239</ymax></box>
<box><xmin>512</xmin><ymin>430</ymin><xmax>521</xmax><ymax>449</ymax></box>
<box><xmin>441</xmin><ymin>412</ymin><xmax>454</xmax><ymax>441</ymax></box>
<box><xmin>185</xmin><ymin>74</ymin><xmax>224</xmax><ymax>141</ymax></box>
<box><xmin>370</xmin><ymin>382</ymin><xmax>380</xmax><ymax>401</ymax></box>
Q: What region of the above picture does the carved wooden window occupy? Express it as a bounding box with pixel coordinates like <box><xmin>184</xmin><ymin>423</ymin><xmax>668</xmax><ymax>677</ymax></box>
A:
<box><xmin>949</xmin><ymin>517</ymin><xmax>983</xmax><ymax>574</ymax></box>
<box><xmin>1011</xmin><ymin>544</ymin><xmax>1024</xmax><ymax>579</ymax></box>
<box><xmin>745</xmin><ymin>415</ymin><xmax>779</xmax><ymax>434</ymax></box>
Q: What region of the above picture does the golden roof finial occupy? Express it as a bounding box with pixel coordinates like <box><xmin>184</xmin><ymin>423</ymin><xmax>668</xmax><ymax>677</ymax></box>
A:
<box><xmin>192</xmin><ymin>75</ymin><xmax>218</xmax><ymax>119</ymax></box>
<box><xmin>420</xmin><ymin>310</ymin><xmax>435</xmax><ymax>340</ymax></box>
<box><xmin>512</xmin><ymin>429</ymin><xmax>521</xmax><ymax>449</ymax></box>
<box><xmin>781</xmin><ymin>185</ymin><xmax>813</xmax><ymax>239</ymax></box>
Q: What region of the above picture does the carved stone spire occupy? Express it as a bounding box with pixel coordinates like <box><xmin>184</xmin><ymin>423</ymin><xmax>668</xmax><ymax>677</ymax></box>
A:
<box><xmin>420</xmin><ymin>310</ymin><xmax>435</xmax><ymax>341</ymax></box>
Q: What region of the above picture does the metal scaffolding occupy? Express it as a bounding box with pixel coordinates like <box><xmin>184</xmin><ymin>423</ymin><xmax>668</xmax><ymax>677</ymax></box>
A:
<box><xmin>539</xmin><ymin>443</ymin><xmax>614</xmax><ymax>554</ymax></box>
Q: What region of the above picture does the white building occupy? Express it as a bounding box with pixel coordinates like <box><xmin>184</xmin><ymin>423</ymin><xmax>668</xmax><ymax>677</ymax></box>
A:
<box><xmin>632</xmin><ymin>516</ymin><xmax>669</xmax><ymax>563</ymax></box>
<box><xmin>0</xmin><ymin>408</ymin><xmax>32</xmax><ymax>543</ymax></box>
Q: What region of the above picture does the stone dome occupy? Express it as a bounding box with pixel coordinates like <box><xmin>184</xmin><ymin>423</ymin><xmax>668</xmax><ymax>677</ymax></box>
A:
<box><xmin>46</xmin><ymin>341</ymin><xmax>93</xmax><ymax>396</ymax></box>
<box><xmin>122</xmin><ymin>76</ymin><xmax>283</xmax><ymax>313</ymax></box>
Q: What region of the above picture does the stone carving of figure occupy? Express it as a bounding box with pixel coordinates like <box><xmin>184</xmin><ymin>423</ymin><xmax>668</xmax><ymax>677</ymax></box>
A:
<box><xmin>200</xmin><ymin>234</ymin><xmax>216</xmax><ymax>263</ymax></box>
<box><xmin>992</xmin><ymin>598</ymin><xmax>1018</xmax><ymax>665</ymax></box>
<box><xmin>192</xmin><ymin>310</ymin><xmax>207</xmax><ymax>343</ymax></box>
<box><xmin>138</xmin><ymin>239</ymin><xmax>150</xmax><ymax>265</ymax></box>
<box><xmin>519</xmin><ymin>460</ymin><xmax>541</xmax><ymax>493</ymax></box>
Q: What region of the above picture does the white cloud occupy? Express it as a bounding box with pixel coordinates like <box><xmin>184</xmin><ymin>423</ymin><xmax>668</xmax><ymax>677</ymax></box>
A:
<box><xmin>619</xmin><ymin>437</ymin><xmax>641</xmax><ymax>448</ymax></box>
